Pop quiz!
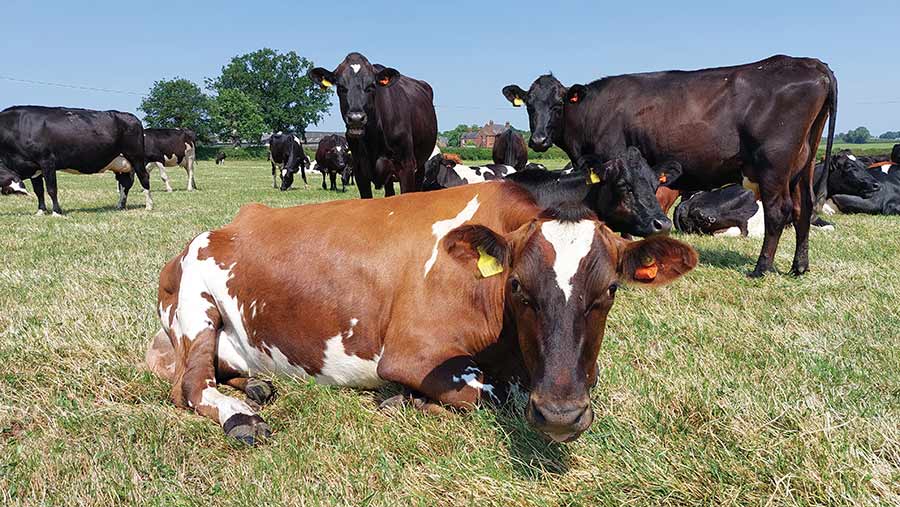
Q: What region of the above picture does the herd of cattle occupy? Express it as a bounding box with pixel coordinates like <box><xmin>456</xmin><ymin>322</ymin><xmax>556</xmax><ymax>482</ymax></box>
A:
<box><xmin>2</xmin><ymin>51</ymin><xmax>899</xmax><ymax>445</ymax></box>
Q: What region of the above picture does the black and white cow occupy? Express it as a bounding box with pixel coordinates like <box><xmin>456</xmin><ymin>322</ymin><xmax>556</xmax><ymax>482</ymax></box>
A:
<box><xmin>422</xmin><ymin>154</ymin><xmax>515</xmax><ymax>190</ymax></box>
<box><xmin>0</xmin><ymin>161</ymin><xmax>28</xmax><ymax>195</ymax></box>
<box><xmin>830</xmin><ymin>167</ymin><xmax>900</xmax><ymax>215</ymax></box>
<box><xmin>144</xmin><ymin>128</ymin><xmax>197</xmax><ymax>192</ymax></box>
<box><xmin>314</xmin><ymin>134</ymin><xmax>353</xmax><ymax>192</ymax></box>
<box><xmin>0</xmin><ymin>106</ymin><xmax>152</xmax><ymax>214</ymax></box>
<box><xmin>269</xmin><ymin>133</ymin><xmax>310</xmax><ymax>191</ymax></box>
<box><xmin>674</xmin><ymin>185</ymin><xmax>764</xmax><ymax>237</ymax></box>
<box><xmin>215</xmin><ymin>152</ymin><xmax>227</xmax><ymax>165</ymax></box>
<box><xmin>813</xmin><ymin>150</ymin><xmax>882</xmax><ymax>220</ymax></box>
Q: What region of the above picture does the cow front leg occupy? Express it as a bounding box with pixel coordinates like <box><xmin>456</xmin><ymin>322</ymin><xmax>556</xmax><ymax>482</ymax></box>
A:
<box><xmin>31</xmin><ymin>176</ymin><xmax>46</xmax><ymax>215</ymax></box>
<box><xmin>377</xmin><ymin>351</ymin><xmax>496</xmax><ymax>412</ymax></box>
<box><xmin>300</xmin><ymin>165</ymin><xmax>309</xmax><ymax>190</ymax></box>
<box><xmin>134</xmin><ymin>165</ymin><xmax>153</xmax><ymax>210</ymax></box>
<box><xmin>271</xmin><ymin>162</ymin><xmax>278</xmax><ymax>189</ymax></box>
<box><xmin>223</xmin><ymin>377</ymin><xmax>277</xmax><ymax>406</ymax></box>
<box><xmin>157</xmin><ymin>163</ymin><xmax>173</xmax><ymax>192</ymax></box>
<box><xmin>185</xmin><ymin>157</ymin><xmax>198</xmax><ymax>191</ymax></box>
<box><xmin>397</xmin><ymin>159</ymin><xmax>418</xmax><ymax>194</ymax></box>
<box><xmin>750</xmin><ymin>181</ymin><xmax>792</xmax><ymax>278</ymax></box>
<box><xmin>115</xmin><ymin>171</ymin><xmax>134</xmax><ymax>210</ymax></box>
<box><xmin>330</xmin><ymin>172</ymin><xmax>337</xmax><ymax>191</ymax></box>
<box><xmin>41</xmin><ymin>166</ymin><xmax>63</xmax><ymax>216</ymax></box>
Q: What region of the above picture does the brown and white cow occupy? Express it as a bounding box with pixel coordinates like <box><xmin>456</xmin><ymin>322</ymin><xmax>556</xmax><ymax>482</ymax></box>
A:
<box><xmin>146</xmin><ymin>182</ymin><xmax>696</xmax><ymax>444</ymax></box>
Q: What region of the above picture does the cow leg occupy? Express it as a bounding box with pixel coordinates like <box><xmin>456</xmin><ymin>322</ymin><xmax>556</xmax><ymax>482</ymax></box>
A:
<box><xmin>377</xmin><ymin>347</ymin><xmax>496</xmax><ymax>411</ymax></box>
<box><xmin>357</xmin><ymin>177</ymin><xmax>374</xmax><ymax>199</ymax></box>
<box><xmin>157</xmin><ymin>163</ymin><xmax>173</xmax><ymax>193</ymax></box>
<box><xmin>384</xmin><ymin>182</ymin><xmax>396</xmax><ymax>197</ymax></box>
<box><xmin>115</xmin><ymin>171</ymin><xmax>134</xmax><ymax>210</ymax></box>
<box><xmin>223</xmin><ymin>377</ymin><xmax>277</xmax><ymax>406</ymax></box>
<box><xmin>790</xmin><ymin>170</ymin><xmax>814</xmax><ymax>276</ymax></box>
<box><xmin>300</xmin><ymin>164</ymin><xmax>309</xmax><ymax>190</ymax></box>
<box><xmin>186</xmin><ymin>154</ymin><xmax>198</xmax><ymax>191</ymax></box>
<box><xmin>750</xmin><ymin>179</ymin><xmax>792</xmax><ymax>278</ymax></box>
<box><xmin>271</xmin><ymin>162</ymin><xmax>278</xmax><ymax>189</ymax></box>
<box><xmin>41</xmin><ymin>166</ymin><xmax>63</xmax><ymax>216</ymax></box>
<box><xmin>31</xmin><ymin>176</ymin><xmax>46</xmax><ymax>215</ymax></box>
<box><xmin>330</xmin><ymin>172</ymin><xmax>337</xmax><ymax>191</ymax></box>
<box><xmin>397</xmin><ymin>159</ymin><xmax>418</xmax><ymax>194</ymax></box>
<box><xmin>134</xmin><ymin>165</ymin><xmax>154</xmax><ymax>210</ymax></box>
<box><xmin>321</xmin><ymin>172</ymin><xmax>328</xmax><ymax>190</ymax></box>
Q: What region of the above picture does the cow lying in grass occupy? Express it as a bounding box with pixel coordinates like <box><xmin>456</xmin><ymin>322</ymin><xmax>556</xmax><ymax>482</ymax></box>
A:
<box><xmin>146</xmin><ymin>181</ymin><xmax>697</xmax><ymax>445</ymax></box>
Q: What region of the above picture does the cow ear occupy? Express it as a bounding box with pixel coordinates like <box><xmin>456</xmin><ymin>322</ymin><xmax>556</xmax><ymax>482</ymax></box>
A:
<box><xmin>309</xmin><ymin>67</ymin><xmax>337</xmax><ymax>89</ymax></box>
<box><xmin>654</xmin><ymin>161</ymin><xmax>683</xmax><ymax>186</ymax></box>
<box><xmin>618</xmin><ymin>236</ymin><xmax>698</xmax><ymax>286</ymax></box>
<box><xmin>375</xmin><ymin>68</ymin><xmax>400</xmax><ymax>87</ymax></box>
<box><xmin>578</xmin><ymin>155</ymin><xmax>620</xmax><ymax>185</ymax></box>
<box><xmin>502</xmin><ymin>85</ymin><xmax>528</xmax><ymax>107</ymax></box>
<box><xmin>566</xmin><ymin>84</ymin><xmax>587</xmax><ymax>104</ymax></box>
<box><xmin>443</xmin><ymin>225</ymin><xmax>510</xmax><ymax>278</ymax></box>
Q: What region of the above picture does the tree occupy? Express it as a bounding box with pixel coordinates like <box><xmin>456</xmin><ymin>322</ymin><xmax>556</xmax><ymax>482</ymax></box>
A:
<box><xmin>879</xmin><ymin>131</ymin><xmax>900</xmax><ymax>140</ymax></box>
<box><xmin>441</xmin><ymin>124</ymin><xmax>480</xmax><ymax>147</ymax></box>
<box><xmin>843</xmin><ymin>126</ymin><xmax>871</xmax><ymax>144</ymax></box>
<box><xmin>208</xmin><ymin>89</ymin><xmax>266</xmax><ymax>146</ymax></box>
<box><xmin>139</xmin><ymin>78</ymin><xmax>210</xmax><ymax>139</ymax></box>
<box><xmin>208</xmin><ymin>48</ymin><xmax>330</xmax><ymax>135</ymax></box>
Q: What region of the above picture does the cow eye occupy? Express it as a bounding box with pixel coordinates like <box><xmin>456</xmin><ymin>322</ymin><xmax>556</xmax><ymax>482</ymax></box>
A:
<box><xmin>608</xmin><ymin>283</ymin><xmax>619</xmax><ymax>297</ymax></box>
<box><xmin>510</xmin><ymin>278</ymin><xmax>531</xmax><ymax>306</ymax></box>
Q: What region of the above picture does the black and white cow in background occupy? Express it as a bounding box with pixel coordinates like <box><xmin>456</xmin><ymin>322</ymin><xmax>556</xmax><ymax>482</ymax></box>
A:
<box><xmin>0</xmin><ymin>106</ymin><xmax>152</xmax><ymax>214</ymax></box>
<box><xmin>674</xmin><ymin>185</ymin><xmax>764</xmax><ymax>237</ymax></box>
<box><xmin>215</xmin><ymin>152</ymin><xmax>226</xmax><ymax>165</ymax></box>
<box><xmin>314</xmin><ymin>134</ymin><xmax>353</xmax><ymax>192</ymax></box>
<box><xmin>422</xmin><ymin>154</ymin><xmax>516</xmax><ymax>190</ymax></box>
<box><xmin>144</xmin><ymin>128</ymin><xmax>197</xmax><ymax>192</ymax></box>
<box><xmin>269</xmin><ymin>133</ymin><xmax>310</xmax><ymax>191</ymax></box>
<box><xmin>0</xmin><ymin>161</ymin><xmax>28</xmax><ymax>195</ymax></box>
<box><xmin>813</xmin><ymin>150</ymin><xmax>882</xmax><ymax>219</ymax></box>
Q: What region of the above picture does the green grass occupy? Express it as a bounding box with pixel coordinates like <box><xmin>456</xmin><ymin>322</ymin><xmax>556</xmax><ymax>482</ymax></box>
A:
<box><xmin>1</xmin><ymin>160</ymin><xmax>899</xmax><ymax>506</ymax></box>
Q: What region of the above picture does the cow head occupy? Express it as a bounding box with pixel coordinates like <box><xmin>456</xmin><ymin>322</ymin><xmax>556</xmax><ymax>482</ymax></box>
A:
<box><xmin>582</xmin><ymin>148</ymin><xmax>674</xmax><ymax>236</ymax></box>
<box><xmin>422</xmin><ymin>154</ymin><xmax>458</xmax><ymax>190</ymax></box>
<box><xmin>327</xmin><ymin>140</ymin><xmax>353</xmax><ymax>186</ymax></box>
<box><xmin>448</xmin><ymin>208</ymin><xmax>697</xmax><ymax>442</ymax></box>
<box><xmin>503</xmin><ymin>75</ymin><xmax>567</xmax><ymax>151</ymax></box>
<box><xmin>0</xmin><ymin>165</ymin><xmax>27</xmax><ymax>196</ymax></box>
<box><xmin>279</xmin><ymin>151</ymin><xmax>311</xmax><ymax>192</ymax></box>
<box><xmin>309</xmin><ymin>53</ymin><xmax>400</xmax><ymax>138</ymax></box>
<box><xmin>828</xmin><ymin>150</ymin><xmax>880</xmax><ymax>197</ymax></box>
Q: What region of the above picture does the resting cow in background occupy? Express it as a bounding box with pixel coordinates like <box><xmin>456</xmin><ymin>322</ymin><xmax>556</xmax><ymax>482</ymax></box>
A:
<box><xmin>215</xmin><ymin>152</ymin><xmax>226</xmax><ymax>165</ymax></box>
<box><xmin>0</xmin><ymin>106</ymin><xmax>152</xmax><ymax>214</ymax></box>
<box><xmin>146</xmin><ymin>180</ymin><xmax>697</xmax><ymax>445</ymax></box>
<box><xmin>674</xmin><ymin>185</ymin><xmax>763</xmax><ymax>237</ymax></box>
<box><xmin>504</xmin><ymin>55</ymin><xmax>838</xmax><ymax>277</ymax></box>
<box><xmin>0</xmin><ymin>162</ymin><xmax>28</xmax><ymax>195</ymax></box>
<box><xmin>812</xmin><ymin>150</ymin><xmax>882</xmax><ymax>219</ymax></box>
<box><xmin>269</xmin><ymin>133</ymin><xmax>310</xmax><ymax>191</ymax></box>
<box><xmin>492</xmin><ymin>129</ymin><xmax>528</xmax><ymax>170</ymax></box>
<box><xmin>144</xmin><ymin>128</ymin><xmax>197</xmax><ymax>192</ymax></box>
<box><xmin>309</xmin><ymin>52</ymin><xmax>438</xmax><ymax>197</ymax></box>
<box><xmin>315</xmin><ymin>134</ymin><xmax>353</xmax><ymax>192</ymax></box>
<box><xmin>423</xmin><ymin>154</ymin><xmax>516</xmax><ymax>189</ymax></box>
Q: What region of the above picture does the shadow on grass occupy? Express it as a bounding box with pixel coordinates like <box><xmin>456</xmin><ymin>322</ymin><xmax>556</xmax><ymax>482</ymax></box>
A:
<box><xmin>695</xmin><ymin>246</ymin><xmax>754</xmax><ymax>270</ymax></box>
<box><xmin>493</xmin><ymin>405</ymin><xmax>571</xmax><ymax>479</ymax></box>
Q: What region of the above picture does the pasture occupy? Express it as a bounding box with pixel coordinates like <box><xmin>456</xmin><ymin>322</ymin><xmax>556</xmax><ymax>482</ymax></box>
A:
<box><xmin>1</xmin><ymin>160</ymin><xmax>898</xmax><ymax>506</ymax></box>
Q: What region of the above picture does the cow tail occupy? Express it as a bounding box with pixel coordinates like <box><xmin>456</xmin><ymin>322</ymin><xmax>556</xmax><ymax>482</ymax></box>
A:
<box><xmin>504</xmin><ymin>132</ymin><xmax>516</xmax><ymax>166</ymax></box>
<box><xmin>819</xmin><ymin>63</ymin><xmax>838</xmax><ymax>206</ymax></box>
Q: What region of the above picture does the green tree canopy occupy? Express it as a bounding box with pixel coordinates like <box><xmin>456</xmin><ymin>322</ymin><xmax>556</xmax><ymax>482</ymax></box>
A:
<box><xmin>441</xmin><ymin>124</ymin><xmax>480</xmax><ymax>147</ymax></box>
<box><xmin>208</xmin><ymin>48</ymin><xmax>330</xmax><ymax>135</ymax></box>
<box><xmin>208</xmin><ymin>89</ymin><xmax>266</xmax><ymax>147</ymax></box>
<box><xmin>138</xmin><ymin>78</ymin><xmax>209</xmax><ymax>139</ymax></box>
<box><xmin>878</xmin><ymin>131</ymin><xmax>900</xmax><ymax>140</ymax></box>
<box><xmin>843</xmin><ymin>126</ymin><xmax>872</xmax><ymax>144</ymax></box>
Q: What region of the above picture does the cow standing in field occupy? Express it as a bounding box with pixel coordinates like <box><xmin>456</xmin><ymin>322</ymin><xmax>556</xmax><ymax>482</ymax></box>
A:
<box><xmin>215</xmin><ymin>152</ymin><xmax>226</xmax><ymax>165</ymax></box>
<box><xmin>145</xmin><ymin>181</ymin><xmax>697</xmax><ymax>445</ymax></box>
<box><xmin>492</xmin><ymin>129</ymin><xmax>528</xmax><ymax>170</ymax></box>
<box><xmin>504</xmin><ymin>55</ymin><xmax>838</xmax><ymax>277</ymax></box>
<box><xmin>309</xmin><ymin>52</ymin><xmax>438</xmax><ymax>197</ymax></box>
<box><xmin>315</xmin><ymin>134</ymin><xmax>353</xmax><ymax>192</ymax></box>
<box><xmin>269</xmin><ymin>133</ymin><xmax>310</xmax><ymax>191</ymax></box>
<box><xmin>144</xmin><ymin>128</ymin><xmax>198</xmax><ymax>192</ymax></box>
<box><xmin>0</xmin><ymin>106</ymin><xmax>152</xmax><ymax>214</ymax></box>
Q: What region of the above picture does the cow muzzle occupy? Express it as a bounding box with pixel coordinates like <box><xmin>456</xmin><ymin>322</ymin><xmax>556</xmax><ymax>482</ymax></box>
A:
<box><xmin>529</xmin><ymin>134</ymin><xmax>551</xmax><ymax>151</ymax></box>
<box><xmin>346</xmin><ymin>112</ymin><xmax>367</xmax><ymax>137</ymax></box>
<box><xmin>526</xmin><ymin>394</ymin><xmax>593</xmax><ymax>443</ymax></box>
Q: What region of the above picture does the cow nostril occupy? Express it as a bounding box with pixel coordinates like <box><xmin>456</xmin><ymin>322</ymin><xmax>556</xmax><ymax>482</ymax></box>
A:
<box><xmin>652</xmin><ymin>218</ymin><xmax>672</xmax><ymax>233</ymax></box>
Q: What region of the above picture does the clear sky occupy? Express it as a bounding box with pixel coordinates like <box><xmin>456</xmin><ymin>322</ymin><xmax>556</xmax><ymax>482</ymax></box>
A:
<box><xmin>2</xmin><ymin>0</ymin><xmax>898</xmax><ymax>136</ymax></box>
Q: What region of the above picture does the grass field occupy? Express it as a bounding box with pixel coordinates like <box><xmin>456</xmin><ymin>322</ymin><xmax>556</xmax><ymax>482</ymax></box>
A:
<box><xmin>1</xmin><ymin>160</ymin><xmax>899</xmax><ymax>506</ymax></box>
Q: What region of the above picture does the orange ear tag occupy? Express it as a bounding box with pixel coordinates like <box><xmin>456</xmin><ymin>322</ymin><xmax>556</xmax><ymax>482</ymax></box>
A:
<box><xmin>569</xmin><ymin>94</ymin><xmax>579</xmax><ymax>103</ymax></box>
<box><xmin>659</xmin><ymin>174</ymin><xmax>668</xmax><ymax>184</ymax></box>
<box><xmin>378</xmin><ymin>77</ymin><xmax>390</xmax><ymax>86</ymax></box>
<box><xmin>634</xmin><ymin>255</ymin><xmax>658</xmax><ymax>281</ymax></box>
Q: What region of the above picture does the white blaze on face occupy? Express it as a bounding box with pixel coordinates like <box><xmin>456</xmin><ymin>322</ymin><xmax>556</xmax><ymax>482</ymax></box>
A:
<box><xmin>282</xmin><ymin>169</ymin><xmax>288</xmax><ymax>177</ymax></box>
<box><xmin>747</xmin><ymin>201</ymin><xmax>765</xmax><ymax>238</ymax></box>
<box><xmin>317</xmin><ymin>318</ymin><xmax>384</xmax><ymax>388</ymax></box>
<box><xmin>350</xmin><ymin>64</ymin><xmax>361</xmax><ymax>74</ymax></box>
<box><xmin>540</xmin><ymin>220</ymin><xmax>596</xmax><ymax>302</ymax></box>
<box><xmin>423</xmin><ymin>195</ymin><xmax>480</xmax><ymax>277</ymax></box>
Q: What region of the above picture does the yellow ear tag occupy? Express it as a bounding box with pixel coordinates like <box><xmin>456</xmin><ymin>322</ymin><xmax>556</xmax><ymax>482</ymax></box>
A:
<box><xmin>589</xmin><ymin>172</ymin><xmax>601</xmax><ymax>184</ymax></box>
<box><xmin>513</xmin><ymin>97</ymin><xmax>524</xmax><ymax>107</ymax></box>
<box><xmin>321</xmin><ymin>79</ymin><xmax>333</xmax><ymax>88</ymax></box>
<box><xmin>476</xmin><ymin>246</ymin><xmax>503</xmax><ymax>278</ymax></box>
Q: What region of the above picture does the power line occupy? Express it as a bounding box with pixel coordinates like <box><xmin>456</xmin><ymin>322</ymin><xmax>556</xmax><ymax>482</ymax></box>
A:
<box><xmin>0</xmin><ymin>75</ymin><xmax>146</xmax><ymax>96</ymax></box>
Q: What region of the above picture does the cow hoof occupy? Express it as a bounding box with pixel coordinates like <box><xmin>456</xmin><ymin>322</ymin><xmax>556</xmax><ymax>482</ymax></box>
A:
<box><xmin>35</xmin><ymin>209</ymin><xmax>45</xmax><ymax>216</ymax></box>
<box><xmin>51</xmin><ymin>212</ymin><xmax>64</xmax><ymax>218</ymax></box>
<box><xmin>223</xmin><ymin>413</ymin><xmax>271</xmax><ymax>445</ymax></box>
<box><xmin>245</xmin><ymin>379</ymin><xmax>276</xmax><ymax>405</ymax></box>
<box><xmin>790</xmin><ymin>265</ymin><xmax>808</xmax><ymax>277</ymax></box>
<box><xmin>748</xmin><ymin>269</ymin><xmax>766</xmax><ymax>278</ymax></box>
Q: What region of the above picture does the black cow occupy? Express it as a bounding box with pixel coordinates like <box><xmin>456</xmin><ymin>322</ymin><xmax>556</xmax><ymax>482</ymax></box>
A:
<box><xmin>144</xmin><ymin>128</ymin><xmax>197</xmax><ymax>192</ymax></box>
<box><xmin>812</xmin><ymin>150</ymin><xmax>882</xmax><ymax>219</ymax></box>
<box><xmin>215</xmin><ymin>152</ymin><xmax>227</xmax><ymax>165</ymax></box>
<box><xmin>674</xmin><ymin>185</ymin><xmax>762</xmax><ymax>237</ymax></box>
<box><xmin>504</xmin><ymin>55</ymin><xmax>838</xmax><ymax>277</ymax></box>
<box><xmin>269</xmin><ymin>133</ymin><xmax>310</xmax><ymax>191</ymax></box>
<box><xmin>831</xmin><ymin>169</ymin><xmax>900</xmax><ymax>215</ymax></box>
<box><xmin>506</xmin><ymin>147</ymin><xmax>672</xmax><ymax>237</ymax></box>
<box><xmin>0</xmin><ymin>106</ymin><xmax>152</xmax><ymax>214</ymax></box>
<box><xmin>423</xmin><ymin>155</ymin><xmax>516</xmax><ymax>190</ymax></box>
<box><xmin>309</xmin><ymin>52</ymin><xmax>437</xmax><ymax>197</ymax></box>
<box><xmin>315</xmin><ymin>134</ymin><xmax>353</xmax><ymax>192</ymax></box>
<box><xmin>492</xmin><ymin>129</ymin><xmax>528</xmax><ymax>170</ymax></box>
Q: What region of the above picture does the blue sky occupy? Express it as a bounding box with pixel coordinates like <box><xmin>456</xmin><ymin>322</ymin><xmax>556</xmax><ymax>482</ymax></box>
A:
<box><xmin>2</xmin><ymin>1</ymin><xmax>898</xmax><ymax>135</ymax></box>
